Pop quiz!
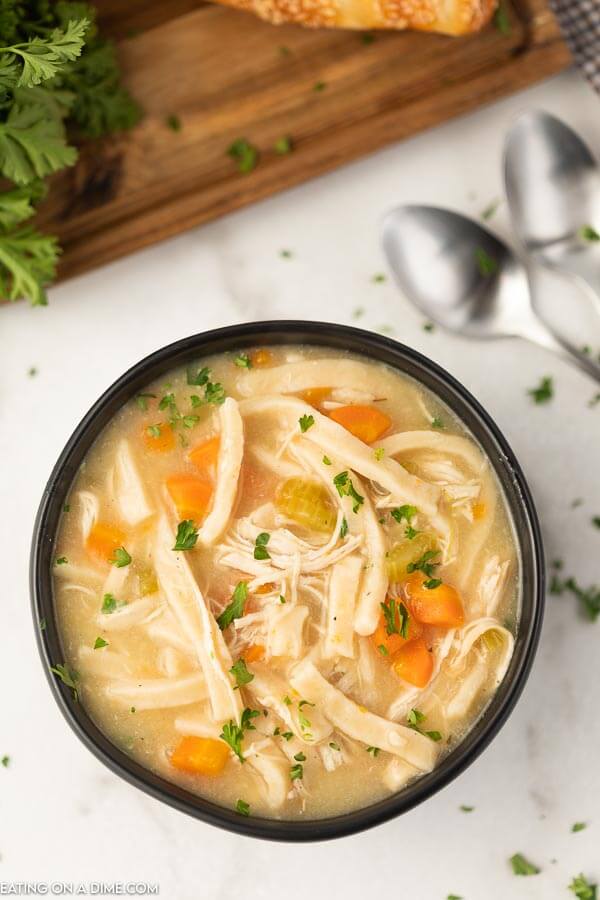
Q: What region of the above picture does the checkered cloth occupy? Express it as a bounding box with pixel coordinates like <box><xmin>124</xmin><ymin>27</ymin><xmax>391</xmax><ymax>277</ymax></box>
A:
<box><xmin>550</xmin><ymin>0</ymin><xmax>600</xmax><ymax>92</ymax></box>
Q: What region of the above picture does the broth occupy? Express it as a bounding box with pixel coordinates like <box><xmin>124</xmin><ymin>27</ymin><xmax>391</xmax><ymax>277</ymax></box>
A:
<box><xmin>53</xmin><ymin>346</ymin><xmax>519</xmax><ymax>819</ymax></box>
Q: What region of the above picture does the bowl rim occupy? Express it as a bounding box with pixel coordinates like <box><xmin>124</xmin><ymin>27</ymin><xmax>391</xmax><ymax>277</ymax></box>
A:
<box><xmin>30</xmin><ymin>320</ymin><xmax>545</xmax><ymax>842</ymax></box>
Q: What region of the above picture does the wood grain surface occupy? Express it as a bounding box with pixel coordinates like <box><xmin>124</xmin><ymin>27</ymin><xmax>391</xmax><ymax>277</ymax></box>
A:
<box><xmin>33</xmin><ymin>0</ymin><xmax>570</xmax><ymax>281</ymax></box>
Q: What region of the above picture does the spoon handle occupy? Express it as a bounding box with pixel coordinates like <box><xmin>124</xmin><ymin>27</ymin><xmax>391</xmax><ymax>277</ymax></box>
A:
<box><xmin>520</xmin><ymin>314</ymin><xmax>600</xmax><ymax>385</ymax></box>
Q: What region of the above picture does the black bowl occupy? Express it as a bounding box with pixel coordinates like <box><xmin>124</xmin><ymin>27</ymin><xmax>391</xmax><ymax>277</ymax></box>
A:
<box><xmin>30</xmin><ymin>321</ymin><xmax>544</xmax><ymax>842</ymax></box>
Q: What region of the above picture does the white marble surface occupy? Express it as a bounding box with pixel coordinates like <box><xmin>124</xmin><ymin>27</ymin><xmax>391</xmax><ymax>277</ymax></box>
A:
<box><xmin>1</xmin><ymin>67</ymin><xmax>600</xmax><ymax>900</ymax></box>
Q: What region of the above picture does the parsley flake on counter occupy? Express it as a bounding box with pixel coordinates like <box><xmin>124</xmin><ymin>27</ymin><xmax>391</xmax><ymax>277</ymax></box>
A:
<box><xmin>50</xmin><ymin>663</ymin><xmax>79</xmax><ymax>701</ymax></box>
<box><xmin>589</xmin><ymin>393</ymin><xmax>600</xmax><ymax>408</ymax></box>
<box><xmin>217</xmin><ymin>582</ymin><xmax>248</xmax><ymax>631</ymax></box>
<box><xmin>254</xmin><ymin>532</ymin><xmax>271</xmax><ymax>560</ymax></box>
<box><xmin>372</xmin><ymin>273</ymin><xmax>386</xmax><ymax>283</ymax></box>
<box><xmin>571</xmin><ymin>822</ymin><xmax>587</xmax><ymax>833</ymax></box>
<box><xmin>274</xmin><ymin>136</ymin><xmax>293</xmax><ymax>155</ymax></box>
<box><xmin>280</xmin><ymin>249</ymin><xmax>293</xmax><ymax>258</ymax></box>
<box><xmin>528</xmin><ymin>376</ymin><xmax>553</xmax><ymax>404</ymax></box>
<box><xmin>234</xmin><ymin>353</ymin><xmax>252</xmax><ymax>369</ymax></box>
<box><xmin>228</xmin><ymin>138</ymin><xmax>258</xmax><ymax>174</ymax></box>
<box><xmin>459</xmin><ymin>805</ymin><xmax>474</xmax><ymax>812</ymax></box>
<box><xmin>580</xmin><ymin>225</ymin><xmax>600</xmax><ymax>243</ymax></box>
<box><xmin>551</xmin><ymin>573</ymin><xmax>600</xmax><ymax>622</ymax></box>
<box><xmin>481</xmin><ymin>198</ymin><xmax>501</xmax><ymax>221</ymax></box>
<box><xmin>353</xmin><ymin>306</ymin><xmax>365</xmax><ymax>319</ymax></box>
<box><xmin>423</xmin><ymin>322</ymin><xmax>435</xmax><ymax>333</ymax></box>
<box><xmin>1</xmin><ymin>755</ymin><xmax>10</xmax><ymax>768</ymax></box>
<box><xmin>569</xmin><ymin>874</ymin><xmax>597</xmax><ymax>899</ymax></box>
<box><xmin>510</xmin><ymin>853</ymin><xmax>540</xmax><ymax>876</ymax></box>
<box><xmin>173</xmin><ymin>520</ymin><xmax>199</xmax><ymax>552</ymax></box>
<box><xmin>230</xmin><ymin>659</ymin><xmax>254</xmax><ymax>688</ymax></box>
<box><xmin>93</xmin><ymin>636</ymin><xmax>108</xmax><ymax>650</ymax></box>
<box><xmin>299</xmin><ymin>414</ymin><xmax>315</xmax><ymax>433</ymax></box>
<box><xmin>476</xmin><ymin>247</ymin><xmax>499</xmax><ymax>276</ymax></box>
<box><xmin>236</xmin><ymin>799</ymin><xmax>250</xmax><ymax>816</ymax></box>
<box><xmin>112</xmin><ymin>547</ymin><xmax>131</xmax><ymax>568</ymax></box>
<box><xmin>28</xmin><ymin>366</ymin><xmax>38</xmax><ymax>377</ymax></box>
<box><xmin>592</xmin><ymin>517</ymin><xmax>600</xmax><ymax>529</ymax></box>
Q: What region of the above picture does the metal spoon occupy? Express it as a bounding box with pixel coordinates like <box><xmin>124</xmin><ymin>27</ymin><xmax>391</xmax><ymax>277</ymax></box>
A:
<box><xmin>381</xmin><ymin>205</ymin><xmax>600</xmax><ymax>383</ymax></box>
<box><xmin>505</xmin><ymin>111</ymin><xmax>600</xmax><ymax>308</ymax></box>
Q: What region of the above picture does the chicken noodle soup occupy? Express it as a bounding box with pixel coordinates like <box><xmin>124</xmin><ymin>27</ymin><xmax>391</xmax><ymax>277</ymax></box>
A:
<box><xmin>53</xmin><ymin>346</ymin><xmax>519</xmax><ymax>819</ymax></box>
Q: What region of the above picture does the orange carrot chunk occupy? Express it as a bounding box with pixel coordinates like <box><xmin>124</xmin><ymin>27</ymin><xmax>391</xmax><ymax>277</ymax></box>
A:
<box><xmin>328</xmin><ymin>405</ymin><xmax>392</xmax><ymax>443</ymax></box>
<box><xmin>404</xmin><ymin>572</ymin><xmax>465</xmax><ymax>628</ymax></box>
<box><xmin>371</xmin><ymin>600</ymin><xmax>423</xmax><ymax>657</ymax></box>
<box><xmin>189</xmin><ymin>436</ymin><xmax>220</xmax><ymax>472</ymax></box>
<box><xmin>392</xmin><ymin>637</ymin><xmax>434</xmax><ymax>688</ymax></box>
<box><xmin>299</xmin><ymin>387</ymin><xmax>332</xmax><ymax>408</ymax></box>
<box><xmin>250</xmin><ymin>348</ymin><xmax>273</xmax><ymax>368</ymax></box>
<box><xmin>472</xmin><ymin>502</ymin><xmax>486</xmax><ymax>520</ymax></box>
<box><xmin>171</xmin><ymin>736</ymin><xmax>230</xmax><ymax>776</ymax></box>
<box><xmin>166</xmin><ymin>473</ymin><xmax>213</xmax><ymax>522</ymax></box>
<box><xmin>86</xmin><ymin>522</ymin><xmax>126</xmax><ymax>562</ymax></box>
<box><xmin>244</xmin><ymin>644</ymin><xmax>265</xmax><ymax>663</ymax></box>
<box><xmin>142</xmin><ymin>422</ymin><xmax>175</xmax><ymax>453</ymax></box>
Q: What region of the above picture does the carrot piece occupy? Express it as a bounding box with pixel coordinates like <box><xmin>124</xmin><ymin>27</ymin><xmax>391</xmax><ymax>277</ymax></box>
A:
<box><xmin>404</xmin><ymin>572</ymin><xmax>465</xmax><ymax>628</ymax></box>
<box><xmin>86</xmin><ymin>522</ymin><xmax>126</xmax><ymax>562</ymax></box>
<box><xmin>299</xmin><ymin>387</ymin><xmax>332</xmax><ymax>408</ymax></box>
<box><xmin>472</xmin><ymin>502</ymin><xmax>486</xmax><ymax>520</ymax></box>
<box><xmin>189</xmin><ymin>436</ymin><xmax>220</xmax><ymax>472</ymax></box>
<box><xmin>244</xmin><ymin>644</ymin><xmax>265</xmax><ymax>663</ymax></box>
<box><xmin>328</xmin><ymin>405</ymin><xmax>392</xmax><ymax>443</ymax></box>
<box><xmin>171</xmin><ymin>736</ymin><xmax>230</xmax><ymax>776</ymax></box>
<box><xmin>255</xmin><ymin>582</ymin><xmax>275</xmax><ymax>595</ymax></box>
<box><xmin>250</xmin><ymin>348</ymin><xmax>274</xmax><ymax>368</ymax></box>
<box><xmin>392</xmin><ymin>638</ymin><xmax>434</xmax><ymax>687</ymax></box>
<box><xmin>142</xmin><ymin>422</ymin><xmax>175</xmax><ymax>453</ymax></box>
<box><xmin>166</xmin><ymin>473</ymin><xmax>213</xmax><ymax>522</ymax></box>
<box><xmin>371</xmin><ymin>600</ymin><xmax>423</xmax><ymax>656</ymax></box>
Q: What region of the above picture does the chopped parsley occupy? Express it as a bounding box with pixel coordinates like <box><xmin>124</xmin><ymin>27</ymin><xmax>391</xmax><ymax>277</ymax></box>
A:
<box><xmin>50</xmin><ymin>663</ymin><xmax>78</xmax><ymax>701</ymax></box>
<box><xmin>571</xmin><ymin>822</ymin><xmax>587</xmax><ymax>833</ymax></box>
<box><xmin>1</xmin><ymin>755</ymin><xmax>9</xmax><ymax>767</ymax></box>
<box><xmin>407</xmin><ymin>708</ymin><xmax>443</xmax><ymax>742</ymax></box>
<box><xmin>353</xmin><ymin>306</ymin><xmax>365</xmax><ymax>319</ymax></box>
<box><xmin>361</xmin><ymin>32</ymin><xmax>375</xmax><ymax>44</ymax></box>
<box><xmin>510</xmin><ymin>853</ymin><xmax>540</xmax><ymax>876</ymax></box>
<box><xmin>299</xmin><ymin>414</ymin><xmax>315</xmax><ymax>432</ymax></box>
<box><xmin>228</xmin><ymin>138</ymin><xmax>258</xmax><ymax>174</ymax></box>
<box><xmin>378</xmin><ymin>644</ymin><xmax>388</xmax><ymax>656</ymax></box>
<box><xmin>313</xmin><ymin>81</ymin><xmax>326</xmax><ymax>92</ymax></box>
<box><xmin>93</xmin><ymin>636</ymin><xmax>108</xmax><ymax>650</ymax></box>
<box><xmin>423</xmin><ymin>322</ymin><xmax>435</xmax><ymax>333</ymax></box>
<box><xmin>391</xmin><ymin>505</ymin><xmax>418</xmax><ymax>525</ymax></box>
<box><xmin>372</xmin><ymin>273</ymin><xmax>386</xmax><ymax>283</ymax></box>
<box><xmin>494</xmin><ymin>0</ymin><xmax>511</xmax><ymax>35</ymax></box>
<box><xmin>333</xmin><ymin>471</ymin><xmax>364</xmax><ymax>513</ymax></box>
<box><xmin>219</xmin><ymin>708</ymin><xmax>259</xmax><ymax>762</ymax></box>
<box><xmin>460</xmin><ymin>805</ymin><xmax>474</xmax><ymax>813</ymax></box>
<box><xmin>528</xmin><ymin>376</ymin><xmax>553</xmax><ymax>404</ymax></box>
<box><xmin>235</xmin><ymin>799</ymin><xmax>250</xmax><ymax>816</ymax></box>
<box><xmin>280</xmin><ymin>249</ymin><xmax>293</xmax><ymax>258</ymax></box>
<box><xmin>580</xmin><ymin>225</ymin><xmax>600</xmax><ymax>243</ymax></box>
<box><xmin>323</xmin><ymin>455</ymin><xmax>332</xmax><ymax>465</ymax></box>
<box><xmin>366</xmin><ymin>746</ymin><xmax>380</xmax><ymax>757</ymax></box>
<box><xmin>551</xmin><ymin>573</ymin><xmax>600</xmax><ymax>622</ymax></box>
<box><xmin>55</xmin><ymin>556</ymin><xmax>68</xmax><ymax>566</ymax></box>
<box><xmin>186</xmin><ymin>365</ymin><xmax>225</xmax><ymax>405</ymax></box>
<box><xmin>28</xmin><ymin>366</ymin><xmax>38</xmax><ymax>377</ymax></box>
<box><xmin>101</xmin><ymin>593</ymin><xmax>120</xmax><ymax>614</ymax></box>
<box><xmin>294</xmin><ymin>752</ymin><xmax>306</xmax><ymax>762</ymax></box>
<box><xmin>482</xmin><ymin>198</ymin><xmax>501</xmax><ymax>220</ymax></box>
<box><xmin>281</xmin><ymin>731</ymin><xmax>293</xmax><ymax>741</ymax></box>
<box><xmin>112</xmin><ymin>547</ymin><xmax>131</xmax><ymax>568</ymax></box>
<box><xmin>340</xmin><ymin>517</ymin><xmax>348</xmax><ymax>539</ymax></box>
<box><xmin>274</xmin><ymin>135</ymin><xmax>293</xmax><ymax>155</ymax></box>
<box><xmin>173</xmin><ymin>520</ymin><xmax>199</xmax><ymax>551</ymax></box>
<box><xmin>424</xmin><ymin>578</ymin><xmax>442</xmax><ymax>590</ymax></box>
<box><xmin>217</xmin><ymin>582</ymin><xmax>248</xmax><ymax>630</ymax></box>
<box><xmin>329</xmin><ymin>742</ymin><xmax>341</xmax><ymax>751</ymax></box>
<box><xmin>254</xmin><ymin>532</ymin><xmax>271</xmax><ymax>560</ymax></box>
<box><xmin>146</xmin><ymin>424</ymin><xmax>162</xmax><ymax>438</ymax></box>
<box><xmin>381</xmin><ymin>597</ymin><xmax>409</xmax><ymax>639</ymax></box>
<box><xmin>592</xmin><ymin>517</ymin><xmax>600</xmax><ymax>529</ymax></box>
<box><xmin>475</xmin><ymin>247</ymin><xmax>498</xmax><ymax>276</ymax></box>
<box><xmin>135</xmin><ymin>392</ymin><xmax>156</xmax><ymax>411</ymax></box>
<box><xmin>290</xmin><ymin>763</ymin><xmax>303</xmax><ymax>780</ymax></box>
<box><xmin>407</xmin><ymin>548</ymin><xmax>440</xmax><ymax>579</ymax></box>
<box><xmin>187</xmin><ymin>365</ymin><xmax>210</xmax><ymax>387</ymax></box>
<box><xmin>230</xmin><ymin>658</ymin><xmax>254</xmax><ymax>688</ymax></box>
<box><xmin>431</xmin><ymin>416</ymin><xmax>444</xmax><ymax>429</ymax></box>
<box><xmin>166</xmin><ymin>114</ymin><xmax>181</xmax><ymax>132</ymax></box>
<box><xmin>569</xmin><ymin>875</ymin><xmax>597</xmax><ymax>899</ymax></box>
<box><xmin>234</xmin><ymin>353</ymin><xmax>252</xmax><ymax>368</ymax></box>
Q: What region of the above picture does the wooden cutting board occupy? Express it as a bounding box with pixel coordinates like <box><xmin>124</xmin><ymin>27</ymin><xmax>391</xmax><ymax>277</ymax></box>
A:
<box><xmin>35</xmin><ymin>0</ymin><xmax>570</xmax><ymax>281</ymax></box>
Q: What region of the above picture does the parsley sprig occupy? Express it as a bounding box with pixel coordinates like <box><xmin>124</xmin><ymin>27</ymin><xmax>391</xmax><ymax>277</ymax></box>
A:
<box><xmin>333</xmin><ymin>471</ymin><xmax>364</xmax><ymax>513</ymax></box>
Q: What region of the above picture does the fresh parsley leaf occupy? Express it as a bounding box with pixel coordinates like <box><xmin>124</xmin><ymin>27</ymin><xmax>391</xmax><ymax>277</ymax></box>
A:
<box><xmin>407</xmin><ymin>708</ymin><xmax>426</xmax><ymax>727</ymax></box>
<box><xmin>510</xmin><ymin>853</ymin><xmax>540</xmax><ymax>876</ymax></box>
<box><xmin>230</xmin><ymin>658</ymin><xmax>254</xmax><ymax>688</ymax></box>
<box><xmin>1</xmin><ymin>20</ymin><xmax>88</xmax><ymax>89</ymax></box>
<box><xmin>528</xmin><ymin>376</ymin><xmax>553</xmax><ymax>404</ymax></box>
<box><xmin>333</xmin><ymin>471</ymin><xmax>364</xmax><ymax>513</ymax></box>
<box><xmin>274</xmin><ymin>135</ymin><xmax>292</xmax><ymax>155</ymax></box>
<box><xmin>551</xmin><ymin>574</ymin><xmax>600</xmax><ymax>622</ymax></box>
<box><xmin>281</xmin><ymin>731</ymin><xmax>293</xmax><ymax>741</ymax></box>
<box><xmin>425</xmin><ymin>730</ymin><xmax>443</xmax><ymax>741</ymax></box>
<box><xmin>217</xmin><ymin>582</ymin><xmax>248</xmax><ymax>630</ymax></box>
<box><xmin>0</xmin><ymin>102</ymin><xmax>77</xmax><ymax>185</ymax></box>
<box><xmin>580</xmin><ymin>225</ymin><xmax>600</xmax><ymax>243</ymax></box>
<box><xmin>254</xmin><ymin>532</ymin><xmax>271</xmax><ymax>560</ymax></box>
<box><xmin>93</xmin><ymin>636</ymin><xmax>108</xmax><ymax>649</ymax></box>
<box><xmin>228</xmin><ymin>138</ymin><xmax>258</xmax><ymax>174</ymax></box>
<box><xmin>299</xmin><ymin>414</ymin><xmax>315</xmax><ymax>433</ymax></box>
<box><xmin>112</xmin><ymin>547</ymin><xmax>131</xmax><ymax>568</ymax></box>
<box><xmin>475</xmin><ymin>247</ymin><xmax>498</xmax><ymax>277</ymax></box>
<box><xmin>407</xmin><ymin>549</ymin><xmax>440</xmax><ymax>578</ymax></box>
<box><xmin>172</xmin><ymin>520</ymin><xmax>198</xmax><ymax>551</ymax></box>
<box><xmin>182</xmin><ymin>415</ymin><xmax>199</xmax><ymax>429</ymax></box>
<box><xmin>235</xmin><ymin>799</ymin><xmax>250</xmax><ymax>816</ymax></box>
<box><xmin>186</xmin><ymin>365</ymin><xmax>210</xmax><ymax>386</ymax></box>
<box><xmin>569</xmin><ymin>875</ymin><xmax>597</xmax><ymax>899</ymax></box>
<box><xmin>391</xmin><ymin>505</ymin><xmax>418</xmax><ymax>525</ymax></box>
<box><xmin>0</xmin><ymin>223</ymin><xmax>59</xmax><ymax>305</ymax></box>
<box><xmin>50</xmin><ymin>662</ymin><xmax>78</xmax><ymax>700</ymax></box>
<box><xmin>234</xmin><ymin>353</ymin><xmax>252</xmax><ymax>368</ymax></box>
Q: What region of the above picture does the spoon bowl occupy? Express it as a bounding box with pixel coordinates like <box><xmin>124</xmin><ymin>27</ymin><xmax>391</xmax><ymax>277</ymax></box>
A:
<box><xmin>382</xmin><ymin>204</ymin><xmax>600</xmax><ymax>383</ymax></box>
